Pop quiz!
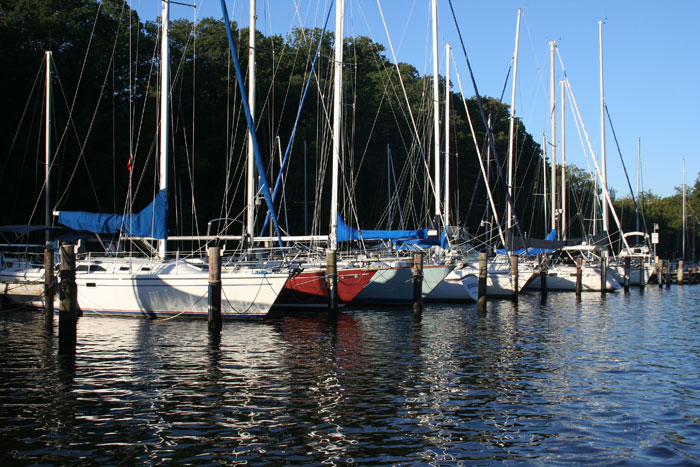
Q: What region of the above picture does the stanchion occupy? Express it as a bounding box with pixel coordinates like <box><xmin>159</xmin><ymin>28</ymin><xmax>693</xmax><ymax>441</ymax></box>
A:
<box><xmin>58</xmin><ymin>243</ymin><xmax>77</xmax><ymax>356</ymax></box>
<box><xmin>412</xmin><ymin>252</ymin><xmax>423</xmax><ymax>315</ymax></box>
<box><xmin>478</xmin><ymin>252</ymin><xmax>487</xmax><ymax>310</ymax></box>
<box><xmin>539</xmin><ymin>254</ymin><xmax>548</xmax><ymax>302</ymax></box>
<box><xmin>44</xmin><ymin>248</ymin><xmax>54</xmax><ymax>325</ymax></box>
<box><xmin>510</xmin><ymin>255</ymin><xmax>519</xmax><ymax>302</ymax></box>
<box><xmin>326</xmin><ymin>249</ymin><xmax>338</xmax><ymax>315</ymax></box>
<box><xmin>208</xmin><ymin>246</ymin><xmax>222</xmax><ymax>330</ymax></box>
<box><xmin>600</xmin><ymin>251</ymin><xmax>608</xmax><ymax>294</ymax></box>
<box><xmin>575</xmin><ymin>256</ymin><xmax>582</xmax><ymax>297</ymax></box>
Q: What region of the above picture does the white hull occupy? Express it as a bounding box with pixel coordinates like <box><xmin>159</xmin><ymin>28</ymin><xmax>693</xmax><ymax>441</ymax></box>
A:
<box><xmin>2</xmin><ymin>257</ymin><xmax>289</xmax><ymax>318</ymax></box>
<box><xmin>526</xmin><ymin>263</ymin><xmax>621</xmax><ymax>292</ymax></box>
<box><xmin>459</xmin><ymin>260</ymin><xmax>536</xmax><ymax>297</ymax></box>
<box><xmin>609</xmin><ymin>262</ymin><xmax>654</xmax><ymax>286</ymax></box>
<box><xmin>352</xmin><ymin>263</ymin><xmax>453</xmax><ymax>305</ymax></box>
<box><xmin>0</xmin><ymin>259</ymin><xmax>46</xmax><ymax>308</ymax></box>
<box><xmin>426</xmin><ymin>267</ymin><xmax>478</xmax><ymax>302</ymax></box>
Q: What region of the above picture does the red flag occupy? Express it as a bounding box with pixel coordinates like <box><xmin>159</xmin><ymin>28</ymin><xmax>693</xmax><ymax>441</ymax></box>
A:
<box><xmin>127</xmin><ymin>154</ymin><xmax>133</xmax><ymax>172</ymax></box>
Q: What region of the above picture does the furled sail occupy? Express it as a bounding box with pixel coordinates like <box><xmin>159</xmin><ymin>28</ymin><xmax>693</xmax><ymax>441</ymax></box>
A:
<box><xmin>336</xmin><ymin>214</ymin><xmax>427</xmax><ymax>242</ymax></box>
<box><xmin>57</xmin><ymin>190</ymin><xmax>167</xmax><ymax>239</ymax></box>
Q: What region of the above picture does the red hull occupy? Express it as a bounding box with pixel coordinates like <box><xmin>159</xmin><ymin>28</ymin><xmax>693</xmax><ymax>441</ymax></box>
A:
<box><xmin>274</xmin><ymin>267</ymin><xmax>375</xmax><ymax>307</ymax></box>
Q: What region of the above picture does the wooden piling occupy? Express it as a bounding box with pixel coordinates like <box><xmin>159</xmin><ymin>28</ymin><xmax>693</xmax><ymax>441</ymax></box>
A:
<box><xmin>623</xmin><ymin>256</ymin><xmax>631</xmax><ymax>292</ymax></box>
<box><xmin>326</xmin><ymin>249</ymin><xmax>338</xmax><ymax>314</ymax></box>
<box><xmin>539</xmin><ymin>254</ymin><xmax>548</xmax><ymax>302</ymax></box>
<box><xmin>208</xmin><ymin>246</ymin><xmax>222</xmax><ymax>329</ymax></box>
<box><xmin>665</xmin><ymin>260</ymin><xmax>671</xmax><ymax>288</ymax></box>
<box><xmin>477</xmin><ymin>252</ymin><xmax>487</xmax><ymax>309</ymax></box>
<box><xmin>677</xmin><ymin>260</ymin><xmax>684</xmax><ymax>285</ymax></box>
<box><xmin>600</xmin><ymin>252</ymin><xmax>607</xmax><ymax>294</ymax></box>
<box><xmin>412</xmin><ymin>251</ymin><xmax>423</xmax><ymax>314</ymax></box>
<box><xmin>510</xmin><ymin>255</ymin><xmax>519</xmax><ymax>302</ymax></box>
<box><xmin>44</xmin><ymin>249</ymin><xmax>54</xmax><ymax>324</ymax></box>
<box><xmin>575</xmin><ymin>256</ymin><xmax>582</xmax><ymax>296</ymax></box>
<box><xmin>640</xmin><ymin>260</ymin><xmax>646</xmax><ymax>290</ymax></box>
<box><xmin>657</xmin><ymin>258</ymin><xmax>663</xmax><ymax>288</ymax></box>
<box><xmin>58</xmin><ymin>243</ymin><xmax>77</xmax><ymax>355</ymax></box>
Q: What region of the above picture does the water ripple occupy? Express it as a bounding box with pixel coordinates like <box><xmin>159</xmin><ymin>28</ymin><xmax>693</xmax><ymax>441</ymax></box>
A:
<box><xmin>0</xmin><ymin>287</ymin><xmax>699</xmax><ymax>464</ymax></box>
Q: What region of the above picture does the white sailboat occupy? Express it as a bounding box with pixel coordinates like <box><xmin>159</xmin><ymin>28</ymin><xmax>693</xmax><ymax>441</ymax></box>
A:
<box><xmin>5</xmin><ymin>0</ymin><xmax>290</xmax><ymax>318</ymax></box>
<box><xmin>0</xmin><ymin>51</ymin><xmax>56</xmax><ymax>308</ymax></box>
<box><xmin>326</xmin><ymin>0</ymin><xmax>452</xmax><ymax>306</ymax></box>
<box><xmin>443</xmin><ymin>8</ymin><xmax>535</xmax><ymax>298</ymax></box>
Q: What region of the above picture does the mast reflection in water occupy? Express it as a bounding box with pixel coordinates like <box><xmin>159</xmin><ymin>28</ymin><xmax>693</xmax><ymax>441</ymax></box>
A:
<box><xmin>0</xmin><ymin>287</ymin><xmax>699</xmax><ymax>464</ymax></box>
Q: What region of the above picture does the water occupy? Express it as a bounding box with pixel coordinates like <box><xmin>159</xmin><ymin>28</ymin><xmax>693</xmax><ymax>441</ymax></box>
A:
<box><xmin>1</xmin><ymin>287</ymin><xmax>699</xmax><ymax>465</ymax></box>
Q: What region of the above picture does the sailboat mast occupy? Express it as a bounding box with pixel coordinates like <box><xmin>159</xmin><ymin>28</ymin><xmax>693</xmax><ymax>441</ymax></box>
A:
<box><xmin>683</xmin><ymin>159</ymin><xmax>686</xmax><ymax>261</ymax></box>
<box><xmin>599</xmin><ymin>20</ymin><xmax>608</xmax><ymax>234</ymax></box>
<box><xmin>549</xmin><ymin>40</ymin><xmax>557</xmax><ymax>234</ymax></box>
<box><xmin>542</xmin><ymin>132</ymin><xmax>548</xmax><ymax>235</ymax></box>
<box><xmin>507</xmin><ymin>9</ymin><xmax>521</xmax><ymax>234</ymax></box>
<box><xmin>560</xmin><ymin>79</ymin><xmax>566</xmax><ymax>241</ymax></box>
<box><xmin>444</xmin><ymin>43</ymin><xmax>451</xmax><ymax>227</ymax></box>
<box><xmin>431</xmin><ymin>0</ymin><xmax>441</xmax><ymax>224</ymax></box>
<box><xmin>44</xmin><ymin>51</ymin><xmax>52</xmax><ymax>245</ymax></box>
<box><xmin>387</xmin><ymin>144</ymin><xmax>391</xmax><ymax>228</ymax></box>
<box><xmin>329</xmin><ymin>0</ymin><xmax>344</xmax><ymax>251</ymax></box>
<box><xmin>158</xmin><ymin>0</ymin><xmax>169</xmax><ymax>259</ymax></box>
<box><xmin>636</xmin><ymin>138</ymin><xmax>641</xmax><ymax>233</ymax></box>
<box><xmin>246</xmin><ymin>0</ymin><xmax>256</xmax><ymax>246</ymax></box>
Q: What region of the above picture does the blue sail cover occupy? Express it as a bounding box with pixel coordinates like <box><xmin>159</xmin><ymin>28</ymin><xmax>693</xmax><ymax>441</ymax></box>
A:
<box><xmin>497</xmin><ymin>229</ymin><xmax>557</xmax><ymax>256</ymax></box>
<box><xmin>337</xmin><ymin>214</ymin><xmax>427</xmax><ymax>242</ymax></box>
<box><xmin>394</xmin><ymin>230</ymin><xmax>448</xmax><ymax>249</ymax></box>
<box><xmin>57</xmin><ymin>190</ymin><xmax>168</xmax><ymax>239</ymax></box>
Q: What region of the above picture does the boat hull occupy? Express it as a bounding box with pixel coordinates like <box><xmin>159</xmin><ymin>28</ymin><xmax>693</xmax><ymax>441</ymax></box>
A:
<box><xmin>352</xmin><ymin>264</ymin><xmax>453</xmax><ymax>305</ymax></box>
<box><xmin>74</xmin><ymin>270</ymin><xmax>289</xmax><ymax>319</ymax></box>
<box><xmin>273</xmin><ymin>267</ymin><xmax>375</xmax><ymax>308</ymax></box>
<box><xmin>2</xmin><ymin>258</ymin><xmax>289</xmax><ymax>319</ymax></box>
<box><xmin>525</xmin><ymin>264</ymin><xmax>621</xmax><ymax>291</ymax></box>
<box><xmin>426</xmin><ymin>267</ymin><xmax>478</xmax><ymax>302</ymax></box>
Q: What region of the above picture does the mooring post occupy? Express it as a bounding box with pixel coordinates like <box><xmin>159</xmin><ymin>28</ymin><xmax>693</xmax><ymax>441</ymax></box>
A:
<box><xmin>657</xmin><ymin>257</ymin><xmax>663</xmax><ymax>288</ymax></box>
<box><xmin>412</xmin><ymin>251</ymin><xmax>423</xmax><ymax>314</ymax></box>
<box><xmin>58</xmin><ymin>243</ymin><xmax>77</xmax><ymax>355</ymax></box>
<box><xmin>677</xmin><ymin>260</ymin><xmax>684</xmax><ymax>285</ymax></box>
<box><xmin>600</xmin><ymin>251</ymin><xmax>608</xmax><ymax>294</ymax></box>
<box><xmin>478</xmin><ymin>252</ymin><xmax>487</xmax><ymax>309</ymax></box>
<box><xmin>665</xmin><ymin>260</ymin><xmax>671</xmax><ymax>288</ymax></box>
<box><xmin>640</xmin><ymin>260</ymin><xmax>646</xmax><ymax>290</ymax></box>
<box><xmin>623</xmin><ymin>256</ymin><xmax>631</xmax><ymax>293</ymax></box>
<box><xmin>575</xmin><ymin>256</ymin><xmax>583</xmax><ymax>296</ymax></box>
<box><xmin>540</xmin><ymin>254</ymin><xmax>548</xmax><ymax>302</ymax></box>
<box><xmin>510</xmin><ymin>254</ymin><xmax>519</xmax><ymax>302</ymax></box>
<box><xmin>44</xmin><ymin>248</ymin><xmax>54</xmax><ymax>325</ymax></box>
<box><xmin>208</xmin><ymin>246</ymin><xmax>222</xmax><ymax>329</ymax></box>
<box><xmin>326</xmin><ymin>249</ymin><xmax>338</xmax><ymax>314</ymax></box>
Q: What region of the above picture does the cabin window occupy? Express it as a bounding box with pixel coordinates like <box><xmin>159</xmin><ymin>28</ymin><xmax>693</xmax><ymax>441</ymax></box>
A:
<box><xmin>76</xmin><ymin>265</ymin><xmax>106</xmax><ymax>272</ymax></box>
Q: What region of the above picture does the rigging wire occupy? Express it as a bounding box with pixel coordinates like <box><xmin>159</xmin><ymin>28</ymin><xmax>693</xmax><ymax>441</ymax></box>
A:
<box><xmin>605</xmin><ymin>104</ymin><xmax>648</xmax><ymax>237</ymax></box>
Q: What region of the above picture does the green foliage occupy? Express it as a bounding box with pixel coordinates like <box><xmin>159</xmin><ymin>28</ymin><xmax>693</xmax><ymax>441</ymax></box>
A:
<box><xmin>0</xmin><ymin>2</ymin><xmax>694</xmax><ymax>257</ymax></box>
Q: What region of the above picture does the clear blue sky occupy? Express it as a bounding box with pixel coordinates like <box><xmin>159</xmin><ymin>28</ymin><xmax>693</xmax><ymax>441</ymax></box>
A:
<box><xmin>132</xmin><ymin>0</ymin><xmax>699</xmax><ymax>198</ymax></box>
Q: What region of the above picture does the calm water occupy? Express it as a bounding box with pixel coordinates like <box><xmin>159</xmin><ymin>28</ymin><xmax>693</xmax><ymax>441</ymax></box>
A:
<box><xmin>1</xmin><ymin>287</ymin><xmax>699</xmax><ymax>465</ymax></box>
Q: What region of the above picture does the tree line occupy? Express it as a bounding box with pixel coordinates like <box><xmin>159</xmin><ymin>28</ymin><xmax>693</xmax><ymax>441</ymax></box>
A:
<box><xmin>0</xmin><ymin>0</ymin><xmax>695</xmax><ymax>260</ymax></box>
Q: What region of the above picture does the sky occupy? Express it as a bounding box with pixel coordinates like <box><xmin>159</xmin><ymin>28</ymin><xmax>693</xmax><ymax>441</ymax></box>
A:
<box><xmin>131</xmin><ymin>0</ymin><xmax>700</xmax><ymax>199</ymax></box>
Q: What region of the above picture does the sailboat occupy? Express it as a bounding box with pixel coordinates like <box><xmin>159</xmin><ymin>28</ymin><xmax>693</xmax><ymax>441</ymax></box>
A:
<box><xmin>0</xmin><ymin>51</ymin><xmax>57</xmax><ymax>308</ymax></box>
<box><xmin>441</xmin><ymin>8</ymin><xmax>535</xmax><ymax>298</ymax></box>
<box><xmin>269</xmin><ymin>0</ymin><xmax>452</xmax><ymax>307</ymax></box>
<box><xmin>233</xmin><ymin>0</ymin><xmax>376</xmax><ymax>310</ymax></box>
<box><xmin>7</xmin><ymin>0</ymin><xmax>290</xmax><ymax>318</ymax></box>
